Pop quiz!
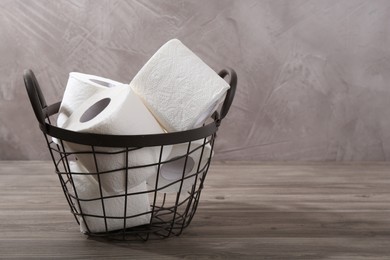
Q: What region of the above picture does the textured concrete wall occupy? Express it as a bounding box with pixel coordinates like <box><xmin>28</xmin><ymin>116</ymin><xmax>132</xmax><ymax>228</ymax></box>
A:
<box><xmin>1</xmin><ymin>0</ymin><xmax>390</xmax><ymax>160</ymax></box>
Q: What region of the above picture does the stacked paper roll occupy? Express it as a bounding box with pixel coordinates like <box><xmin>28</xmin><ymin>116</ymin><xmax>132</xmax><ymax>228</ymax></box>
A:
<box><xmin>57</xmin><ymin>73</ymin><xmax>125</xmax><ymax>128</ymax></box>
<box><xmin>147</xmin><ymin>139</ymin><xmax>212</xmax><ymax>193</ymax></box>
<box><xmin>62</xmin><ymin>86</ymin><xmax>171</xmax><ymax>192</ymax></box>
<box><xmin>130</xmin><ymin>39</ymin><xmax>230</xmax><ymax>132</ymax></box>
<box><xmin>69</xmin><ymin>161</ymin><xmax>151</xmax><ymax>233</ymax></box>
<box><xmin>56</xmin><ymin>38</ymin><xmax>227</xmax><ymax>232</ymax></box>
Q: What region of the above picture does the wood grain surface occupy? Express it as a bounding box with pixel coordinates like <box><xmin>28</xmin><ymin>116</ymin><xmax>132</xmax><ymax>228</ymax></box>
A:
<box><xmin>1</xmin><ymin>161</ymin><xmax>390</xmax><ymax>259</ymax></box>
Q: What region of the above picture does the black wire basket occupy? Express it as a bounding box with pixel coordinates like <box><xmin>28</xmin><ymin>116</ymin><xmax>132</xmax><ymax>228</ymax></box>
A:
<box><xmin>23</xmin><ymin>68</ymin><xmax>237</xmax><ymax>241</ymax></box>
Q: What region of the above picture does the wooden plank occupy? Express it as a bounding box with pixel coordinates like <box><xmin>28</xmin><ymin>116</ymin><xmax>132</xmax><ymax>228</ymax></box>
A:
<box><xmin>1</xmin><ymin>161</ymin><xmax>390</xmax><ymax>259</ymax></box>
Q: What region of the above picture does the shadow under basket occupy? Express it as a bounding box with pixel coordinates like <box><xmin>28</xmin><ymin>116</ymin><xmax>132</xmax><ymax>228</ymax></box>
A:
<box><xmin>23</xmin><ymin>68</ymin><xmax>237</xmax><ymax>241</ymax></box>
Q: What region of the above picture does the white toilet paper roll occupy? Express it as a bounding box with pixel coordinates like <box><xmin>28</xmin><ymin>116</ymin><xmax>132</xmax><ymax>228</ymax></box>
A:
<box><xmin>69</xmin><ymin>161</ymin><xmax>151</xmax><ymax>233</ymax></box>
<box><xmin>57</xmin><ymin>72</ymin><xmax>126</xmax><ymax>128</ymax></box>
<box><xmin>62</xmin><ymin>86</ymin><xmax>171</xmax><ymax>192</ymax></box>
<box><xmin>147</xmin><ymin>139</ymin><xmax>212</xmax><ymax>193</ymax></box>
<box><xmin>130</xmin><ymin>39</ymin><xmax>230</xmax><ymax>132</ymax></box>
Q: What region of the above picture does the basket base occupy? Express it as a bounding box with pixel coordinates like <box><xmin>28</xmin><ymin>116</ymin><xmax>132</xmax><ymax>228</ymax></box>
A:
<box><xmin>83</xmin><ymin>218</ymin><xmax>194</xmax><ymax>241</ymax></box>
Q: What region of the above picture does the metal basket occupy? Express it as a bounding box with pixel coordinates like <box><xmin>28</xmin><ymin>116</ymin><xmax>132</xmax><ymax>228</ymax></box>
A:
<box><xmin>23</xmin><ymin>68</ymin><xmax>237</xmax><ymax>241</ymax></box>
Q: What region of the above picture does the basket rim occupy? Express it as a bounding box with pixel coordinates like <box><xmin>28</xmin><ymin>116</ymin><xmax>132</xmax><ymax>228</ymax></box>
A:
<box><xmin>40</xmin><ymin>102</ymin><xmax>218</xmax><ymax>147</ymax></box>
<box><xmin>24</xmin><ymin>68</ymin><xmax>237</xmax><ymax>147</ymax></box>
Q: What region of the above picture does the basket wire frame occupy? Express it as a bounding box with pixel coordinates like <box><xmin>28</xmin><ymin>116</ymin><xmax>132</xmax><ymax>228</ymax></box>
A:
<box><xmin>23</xmin><ymin>68</ymin><xmax>237</xmax><ymax>241</ymax></box>
<box><xmin>48</xmin><ymin>133</ymin><xmax>215</xmax><ymax>241</ymax></box>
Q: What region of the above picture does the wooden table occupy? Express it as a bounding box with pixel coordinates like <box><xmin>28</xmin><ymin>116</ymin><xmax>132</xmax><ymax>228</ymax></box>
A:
<box><xmin>1</xmin><ymin>161</ymin><xmax>390</xmax><ymax>259</ymax></box>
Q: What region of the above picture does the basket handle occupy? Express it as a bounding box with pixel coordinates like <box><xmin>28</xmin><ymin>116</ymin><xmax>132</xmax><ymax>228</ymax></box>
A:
<box><xmin>23</xmin><ymin>69</ymin><xmax>47</xmax><ymax>125</ymax></box>
<box><xmin>214</xmin><ymin>68</ymin><xmax>237</xmax><ymax>125</ymax></box>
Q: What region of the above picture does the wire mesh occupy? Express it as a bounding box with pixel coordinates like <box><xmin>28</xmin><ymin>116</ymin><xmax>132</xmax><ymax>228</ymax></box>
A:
<box><xmin>43</xmin><ymin>120</ymin><xmax>215</xmax><ymax>241</ymax></box>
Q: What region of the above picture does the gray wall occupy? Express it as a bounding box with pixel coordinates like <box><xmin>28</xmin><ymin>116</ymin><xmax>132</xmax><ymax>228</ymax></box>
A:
<box><xmin>1</xmin><ymin>0</ymin><xmax>390</xmax><ymax>161</ymax></box>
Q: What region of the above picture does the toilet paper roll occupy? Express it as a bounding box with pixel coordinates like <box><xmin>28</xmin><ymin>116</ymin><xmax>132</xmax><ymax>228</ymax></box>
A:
<box><xmin>147</xmin><ymin>139</ymin><xmax>212</xmax><ymax>193</ymax></box>
<box><xmin>62</xmin><ymin>86</ymin><xmax>171</xmax><ymax>192</ymax></box>
<box><xmin>130</xmin><ymin>38</ymin><xmax>230</xmax><ymax>132</ymax></box>
<box><xmin>57</xmin><ymin>72</ymin><xmax>126</xmax><ymax>128</ymax></box>
<box><xmin>69</xmin><ymin>161</ymin><xmax>151</xmax><ymax>233</ymax></box>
